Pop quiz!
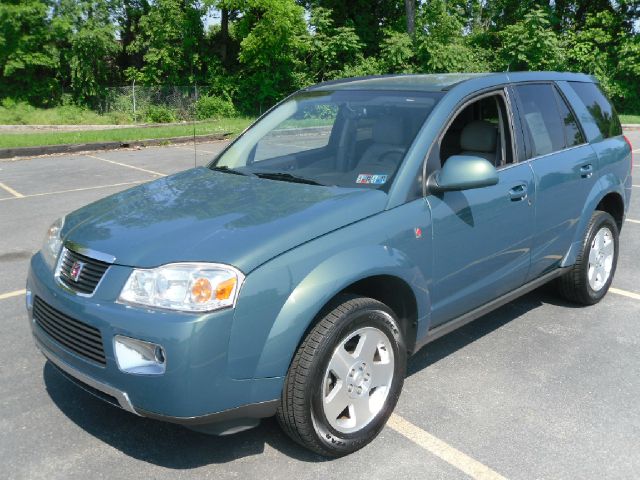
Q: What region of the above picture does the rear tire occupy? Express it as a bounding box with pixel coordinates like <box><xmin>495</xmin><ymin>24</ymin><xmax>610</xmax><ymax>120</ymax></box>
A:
<box><xmin>276</xmin><ymin>294</ymin><xmax>406</xmax><ymax>457</ymax></box>
<box><xmin>557</xmin><ymin>210</ymin><xmax>619</xmax><ymax>305</ymax></box>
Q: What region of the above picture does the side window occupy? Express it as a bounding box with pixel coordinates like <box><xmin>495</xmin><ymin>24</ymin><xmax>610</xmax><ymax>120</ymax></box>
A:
<box><xmin>568</xmin><ymin>81</ymin><xmax>622</xmax><ymax>139</ymax></box>
<box><xmin>515</xmin><ymin>84</ymin><xmax>565</xmax><ymax>158</ymax></box>
<box><xmin>439</xmin><ymin>93</ymin><xmax>515</xmax><ymax>168</ymax></box>
<box><xmin>553</xmin><ymin>87</ymin><xmax>585</xmax><ymax>147</ymax></box>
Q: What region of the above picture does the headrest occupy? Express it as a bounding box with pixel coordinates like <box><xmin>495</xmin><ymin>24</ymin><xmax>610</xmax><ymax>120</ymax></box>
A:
<box><xmin>460</xmin><ymin>120</ymin><xmax>497</xmax><ymax>153</ymax></box>
<box><xmin>372</xmin><ymin>117</ymin><xmax>404</xmax><ymax>145</ymax></box>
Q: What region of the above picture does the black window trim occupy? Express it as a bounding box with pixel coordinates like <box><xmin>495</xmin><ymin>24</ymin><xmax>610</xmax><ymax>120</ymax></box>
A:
<box><xmin>511</xmin><ymin>81</ymin><xmax>589</xmax><ymax>162</ymax></box>
<box><xmin>551</xmin><ymin>82</ymin><xmax>588</xmax><ymax>150</ymax></box>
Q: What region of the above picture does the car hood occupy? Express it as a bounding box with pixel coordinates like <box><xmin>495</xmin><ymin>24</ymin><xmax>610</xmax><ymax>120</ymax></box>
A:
<box><xmin>62</xmin><ymin>167</ymin><xmax>388</xmax><ymax>272</ymax></box>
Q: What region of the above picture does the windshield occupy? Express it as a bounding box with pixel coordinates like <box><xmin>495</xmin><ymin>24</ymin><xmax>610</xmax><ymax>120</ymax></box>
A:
<box><xmin>211</xmin><ymin>89</ymin><xmax>442</xmax><ymax>190</ymax></box>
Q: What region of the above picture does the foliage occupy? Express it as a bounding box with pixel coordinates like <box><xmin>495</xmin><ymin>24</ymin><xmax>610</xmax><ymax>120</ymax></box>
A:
<box><xmin>0</xmin><ymin>0</ymin><xmax>60</xmax><ymax>106</ymax></box>
<box><xmin>144</xmin><ymin>104</ymin><xmax>177</xmax><ymax>123</ymax></box>
<box><xmin>305</xmin><ymin>7</ymin><xmax>363</xmax><ymax>81</ymax></box>
<box><xmin>195</xmin><ymin>95</ymin><xmax>236</xmax><ymax>119</ymax></box>
<box><xmin>0</xmin><ymin>99</ymin><xmax>122</xmax><ymax>124</ymax></box>
<box><xmin>233</xmin><ymin>0</ymin><xmax>309</xmax><ymax>112</ymax></box>
<box><xmin>415</xmin><ymin>0</ymin><xmax>489</xmax><ymax>73</ymax></box>
<box><xmin>0</xmin><ymin>0</ymin><xmax>639</xmax><ymax>117</ymax></box>
<box><xmin>497</xmin><ymin>8</ymin><xmax>564</xmax><ymax>71</ymax></box>
<box><xmin>380</xmin><ymin>31</ymin><xmax>415</xmax><ymax>73</ymax></box>
<box><xmin>130</xmin><ymin>0</ymin><xmax>204</xmax><ymax>85</ymax></box>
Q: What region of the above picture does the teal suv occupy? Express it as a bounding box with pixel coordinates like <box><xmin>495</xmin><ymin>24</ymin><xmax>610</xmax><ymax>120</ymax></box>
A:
<box><xmin>27</xmin><ymin>72</ymin><xmax>632</xmax><ymax>456</ymax></box>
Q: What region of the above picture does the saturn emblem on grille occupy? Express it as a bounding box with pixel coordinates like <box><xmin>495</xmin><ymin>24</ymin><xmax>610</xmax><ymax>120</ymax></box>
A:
<box><xmin>70</xmin><ymin>261</ymin><xmax>85</xmax><ymax>282</ymax></box>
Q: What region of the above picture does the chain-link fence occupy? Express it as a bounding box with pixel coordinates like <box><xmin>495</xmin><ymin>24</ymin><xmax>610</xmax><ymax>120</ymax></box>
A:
<box><xmin>97</xmin><ymin>86</ymin><xmax>234</xmax><ymax>125</ymax></box>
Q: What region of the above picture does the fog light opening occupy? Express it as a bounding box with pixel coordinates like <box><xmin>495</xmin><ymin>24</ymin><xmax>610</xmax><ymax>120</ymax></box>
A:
<box><xmin>114</xmin><ymin>335</ymin><xmax>166</xmax><ymax>375</ymax></box>
<box><xmin>25</xmin><ymin>289</ymin><xmax>33</xmax><ymax>311</ymax></box>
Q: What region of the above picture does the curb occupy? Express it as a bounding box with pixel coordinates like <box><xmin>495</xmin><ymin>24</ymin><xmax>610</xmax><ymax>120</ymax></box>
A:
<box><xmin>622</xmin><ymin>124</ymin><xmax>640</xmax><ymax>130</ymax></box>
<box><xmin>0</xmin><ymin>133</ymin><xmax>230</xmax><ymax>160</ymax></box>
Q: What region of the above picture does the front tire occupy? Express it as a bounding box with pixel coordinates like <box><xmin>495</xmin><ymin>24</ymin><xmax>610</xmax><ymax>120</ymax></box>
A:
<box><xmin>557</xmin><ymin>210</ymin><xmax>619</xmax><ymax>305</ymax></box>
<box><xmin>277</xmin><ymin>295</ymin><xmax>406</xmax><ymax>457</ymax></box>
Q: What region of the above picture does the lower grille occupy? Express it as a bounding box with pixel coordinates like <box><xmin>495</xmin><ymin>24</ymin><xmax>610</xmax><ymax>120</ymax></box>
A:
<box><xmin>33</xmin><ymin>296</ymin><xmax>106</xmax><ymax>365</ymax></box>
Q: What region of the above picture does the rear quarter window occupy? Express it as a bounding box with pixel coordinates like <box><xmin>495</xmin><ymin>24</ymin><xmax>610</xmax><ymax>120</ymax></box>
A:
<box><xmin>568</xmin><ymin>82</ymin><xmax>622</xmax><ymax>139</ymax></box>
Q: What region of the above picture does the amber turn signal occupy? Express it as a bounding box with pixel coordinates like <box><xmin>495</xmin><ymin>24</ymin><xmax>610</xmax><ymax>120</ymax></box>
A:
<box><xmin>216</xmin><ymin>277</ymin><xmax>237</xmax><ymax>300</ymax></box>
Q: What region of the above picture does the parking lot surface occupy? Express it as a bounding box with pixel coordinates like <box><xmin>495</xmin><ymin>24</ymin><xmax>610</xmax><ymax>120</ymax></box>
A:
<box><xmin>1</xmin><ymin>132</ymin><xmax>639</xmax><ymax>479</ymax></box>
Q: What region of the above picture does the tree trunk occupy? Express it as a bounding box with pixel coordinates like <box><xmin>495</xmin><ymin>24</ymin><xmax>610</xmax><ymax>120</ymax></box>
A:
<box><xmin>221</xmin><ymin>8</ymin><xmax>229</xmax><ymax>63</ymax></box>
<box><xmin>405</xmin><ymin>0</ymin><xmax>415</xmax><ymax>35</ymax></box>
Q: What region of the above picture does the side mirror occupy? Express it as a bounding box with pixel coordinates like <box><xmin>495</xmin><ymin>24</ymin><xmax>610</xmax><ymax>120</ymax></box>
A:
<box><xmin>430</xmin><ymin>155</ymin><xmax>498</xmax><ymax>192</ymax></box>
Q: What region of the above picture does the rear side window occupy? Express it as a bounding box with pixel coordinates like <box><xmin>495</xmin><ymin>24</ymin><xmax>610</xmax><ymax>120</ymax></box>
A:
<box><xmin>553</xmin><ymin>88</ymin><xmax>585</xmax><ymax>147</ymax></box>
<box><xmin>568</xmin><ymin>82</ymin><xmax>622</xmax><ymax>139</ymax></box>
<box><xmin>515</xmin><ymin>84</ymin><xmax>565</xmax><ymax>157</ymax></box>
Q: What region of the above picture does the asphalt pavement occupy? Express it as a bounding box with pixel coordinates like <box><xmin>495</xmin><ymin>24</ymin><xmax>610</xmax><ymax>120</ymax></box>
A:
<box><xmin>1</xmin><ymin>132</ymin><xmax>639</xmax><ymax>479</ymax></box>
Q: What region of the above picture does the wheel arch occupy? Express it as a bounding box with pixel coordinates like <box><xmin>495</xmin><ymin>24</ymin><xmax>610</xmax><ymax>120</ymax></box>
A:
<box><xmin>595</xmin><ymin>191</ymin><xmax>625</xmax><ymax>231</ymax></box>
<box><xmin>250</xmin><ymin>245</ymin><xmax>430</xmax><ymax>379</ymax></box>
<box><xmin>561</xmin><ymin>176</ymin><xmax>626</xmax><ymax>268</ymax></box>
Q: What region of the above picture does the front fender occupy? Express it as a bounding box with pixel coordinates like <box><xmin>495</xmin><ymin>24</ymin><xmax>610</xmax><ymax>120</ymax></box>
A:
<box><xmin>255</xmin><ymin>245</ymin><xmax>429</xmax><ymax>378</ymax></box>
<box><xmin>561</xmin><ymin>174</ymin><xmax>626</xmax><ymax>267</ymax></box>
<box><xmin>226</xmin><ymin>201</ymin><xmax>432</xmax><ymax>380</ymax></box>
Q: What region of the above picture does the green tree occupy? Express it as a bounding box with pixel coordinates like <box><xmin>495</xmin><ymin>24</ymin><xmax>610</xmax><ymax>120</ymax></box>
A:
<box><xmin>414</xmin><ymin>0</ymin><xmax>489</xmax><ymax>73</ymax></box>
<box><xmin>379</xmin><ymin>30</ymin><xmax>415</xmax><ymax>73</ymax></box>
<box><xmin>301</xmin><ymin>0</ymin><xmax>405</xmax><ymax>56</ymax></box>
<box><xmin>115</xmin><ymin>0</ymin><xmax>150</xmax><ymax>72</ymax></box>
<box><xmin>232</xmin><ymin>0</ymin><xmax>308</xmax><ymax>112</ymax></box>
<box><xmin>131</xmin><ymin>0</ymin><xmax>205</xmax><ymax>85</ymax></box>
<box><xmin>306</xmin><ymin>7</ymin><xmax>363</xmax><ymax>81</ymax></box>
<box><xmin>497</xmin><ymin>7</ymin><xmax>564</xmax><ymax>71</ymax></box>
<box><xmin>567</xmin><ymin>10</ymin><xmax>640</xmax><ymax>112</ymax></box>
<box><xmin>49</xmin><ymin>1</ymin><xmax>120</xmax><ymax>107</ymax></box>
<box><xmin>0</xmin><ymin>0</ymin><xmax>60</xmax><ymax>106</ymax></box>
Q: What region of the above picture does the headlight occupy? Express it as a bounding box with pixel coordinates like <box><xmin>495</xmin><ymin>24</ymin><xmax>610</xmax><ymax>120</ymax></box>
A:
<box><xmin>41</xmin><ymin>217</ymin><xmax>64</xmax><ymax>269</ymax></box>
<box><xmin>118</xmin><ymin>263</ymin><xmax>244</xmax><ymax>312</ymax></box>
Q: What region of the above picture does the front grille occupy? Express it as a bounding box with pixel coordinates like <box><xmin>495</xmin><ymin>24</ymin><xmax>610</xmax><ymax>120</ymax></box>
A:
<box><xmin>57</xmin><ymin>248</ymin><xmax>110</xmax><ymax>295</ymax></box>
<box><xmin>33</xmin><ymin>296</ymin><xmax>106</xmax><ymax>365</ymax></box>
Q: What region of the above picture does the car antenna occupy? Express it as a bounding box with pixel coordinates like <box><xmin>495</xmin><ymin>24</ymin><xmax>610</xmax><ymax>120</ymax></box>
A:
<box><xmin>193</xmin><ymin>84</ymin><xmax>198</xmax><ymax>168</ymax></box>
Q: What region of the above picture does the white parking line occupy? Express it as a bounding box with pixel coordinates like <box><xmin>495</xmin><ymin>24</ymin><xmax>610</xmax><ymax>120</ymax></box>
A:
<box><xmin>0</xmin><ymin>289</ymin><xmax>26</xmax><ymax>300</ymax></box>
<box><xmin>0</xmin><ymin>181</ymin><xmax>24</xmax><ymax>198</ymax></box>
<box><xmin>387</xmin><ymin>414</ymin><xmax>508</xmax><ymax>480</ymax></box>
<box><xmin>627</xmin><ymin>219</ymin><xmax>640</xmax><ymax>224</ymax></box>
<box><xmin>610</xmin><ymin>287</ymin><xmax>640</xmax><ymax>301</ymax></box>
<box><xmin>0</xmin><ymin>181</ymin><xmax>145</xmax><ymax>202</ymax></box>
<box><xmin>173</xmin><ymin>145</ymin><xmax>218</xmax><ymax>155</ymax></box>
<box><xmin>85</xmin><ymin>154</ymin><xmax>165</xmax><ymax>177</ymax></box>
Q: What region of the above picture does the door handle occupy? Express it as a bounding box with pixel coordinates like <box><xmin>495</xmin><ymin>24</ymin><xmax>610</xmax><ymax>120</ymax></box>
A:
<box><xmin>580</xmin><ymin>164</ymin><xmax>593</xmax><ymax>178</ymax></box>
<box><xmin>508</xmin><ymin>184</ymin><xmax>528</xmax><ymax>201</ymax></box>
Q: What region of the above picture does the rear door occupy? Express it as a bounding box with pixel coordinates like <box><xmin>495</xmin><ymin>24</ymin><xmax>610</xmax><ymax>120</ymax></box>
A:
<box><xmin>513</xmin><ymin>83</ymin><xmax>598</xmax><ymax>280</ymax></box>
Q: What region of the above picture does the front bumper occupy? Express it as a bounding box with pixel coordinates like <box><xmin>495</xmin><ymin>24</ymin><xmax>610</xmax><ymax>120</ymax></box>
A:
<box><xmin>27</xmin><ymin>252</ymin><xmax>282</xmax><ymax>424</ymax></box>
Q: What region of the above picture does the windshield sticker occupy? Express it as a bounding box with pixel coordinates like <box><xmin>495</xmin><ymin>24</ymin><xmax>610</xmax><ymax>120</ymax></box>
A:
<box><xmin>356</xmin><ymin>174</ymin><xmax>388</xmax><ymax>185</ymax></box>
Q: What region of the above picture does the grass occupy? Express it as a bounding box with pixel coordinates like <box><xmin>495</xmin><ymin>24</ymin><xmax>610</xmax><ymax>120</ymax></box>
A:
<box><xmin>0</xmin><ymin>101</ymin><xmax>132</xmax><ymax>125</ymax></box>
<box><xmin>0</xmin><ymin>118</ymin><xmax>254</xmax><ymax>149</ymax></box>
<box><xmin>620</xmin><ymin>114</ymin><xmax>640</xmax><ymax>124</ymax></box>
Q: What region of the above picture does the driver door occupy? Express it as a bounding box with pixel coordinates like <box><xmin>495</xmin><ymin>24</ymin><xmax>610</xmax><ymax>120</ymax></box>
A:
<box><xmin>427</xmin><ymin>90</ymin><xmax>535</xmax><ymax>326</ymax></box>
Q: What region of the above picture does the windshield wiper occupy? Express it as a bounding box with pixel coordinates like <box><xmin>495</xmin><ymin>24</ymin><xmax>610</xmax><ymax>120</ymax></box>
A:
<box><xmin>210</xmin><ymin>165</ymin><xmax>252</xmax><ymax>177</ymax></box>
<box><xmin>255</xmin><ymin>172</ymin><xmax>325</xmax><ymax>186</ymax></box>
